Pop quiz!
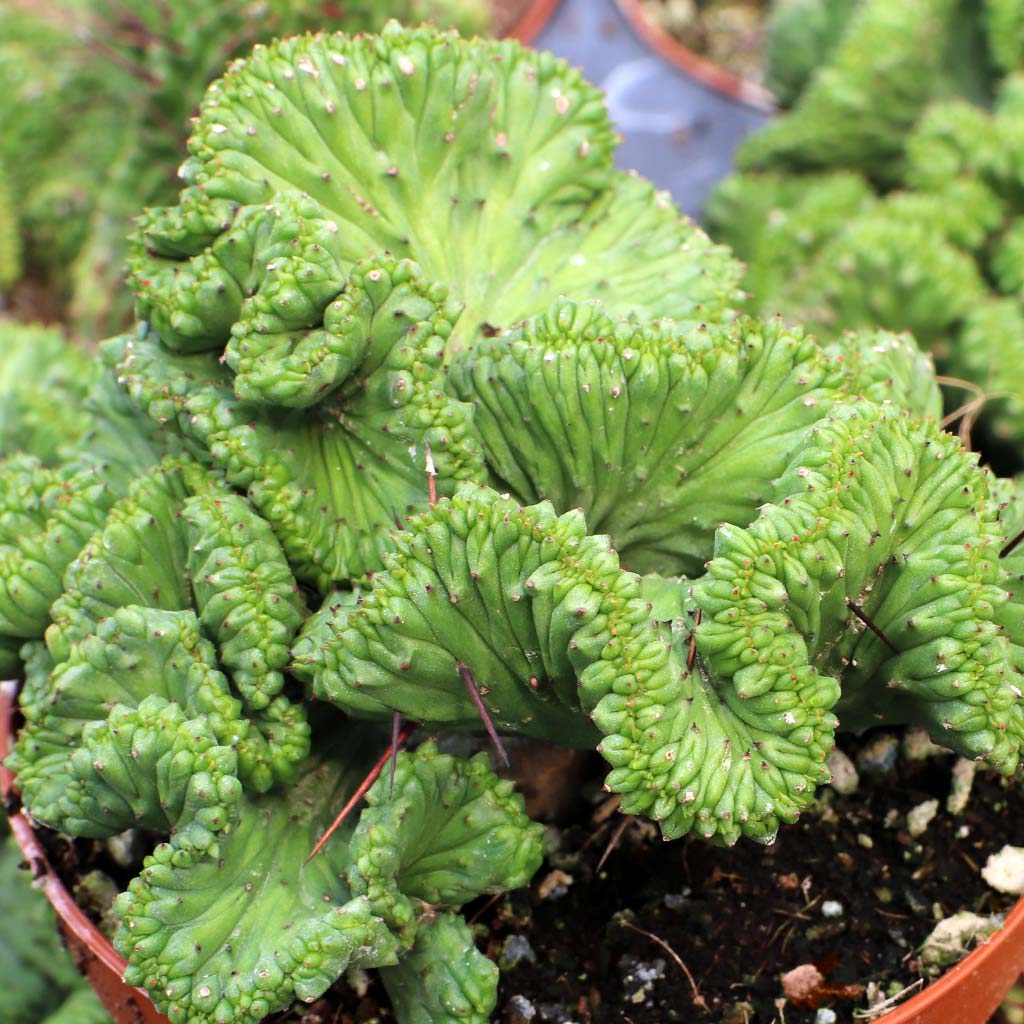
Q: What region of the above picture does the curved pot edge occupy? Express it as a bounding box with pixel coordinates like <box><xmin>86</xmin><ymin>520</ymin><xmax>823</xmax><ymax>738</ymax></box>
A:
<box><xmin>505</xmin><ymin>0</ymin><xmax>562</xmax><ymax>45</ymax></box>
<box><xmin>0</xmin><ymin>680</ymin><xmax>170</xmax><ymax>1024</ymax></box>
<box><xmin>615</xmin><ymin>0</ymin><xmax>775</xmax><ymax>112</ymax></box>
<box><xmin>880</xmin><ymin>895</ymin><xmax>1024</xmax><ymax>1023</ymax></box>
<box><xmin>2</xmin><ymin>678</ymin><xmax>1023</xmax><ymax>1023</ymax></box>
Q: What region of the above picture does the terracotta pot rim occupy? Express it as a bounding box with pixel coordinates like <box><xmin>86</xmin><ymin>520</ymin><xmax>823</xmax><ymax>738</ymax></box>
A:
<box><xmin>2</xmin><ymin>678</ymin><xmax>1023</xmax><ymax>1022</ymax></box>
<box><xmin>0</xmin><ymin>680</ymin><xmax>169</xmax><ymax>1023</ymax></box>
<box><xmin>879</xmin><ymin>893</ymin><xmax>1024</xmax><ymax>1021</ymax></box>
<box><xmin>504</xmin><ymin>0</ymin><xmax>562</xmax><ymax>45</ymax></box>
<box><xmin>614</xmin><ymin>0</ymin><xmax>774</xmax><ymax>112</ymax></box>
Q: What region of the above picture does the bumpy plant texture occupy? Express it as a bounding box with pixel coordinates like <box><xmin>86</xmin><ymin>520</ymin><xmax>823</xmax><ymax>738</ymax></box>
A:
<box><xmin>0</xmin><ymin>0</ymin><xmax>490</xmax><ymax>338</ymax></box>
<box><xmin>116</xmin><ymin>24</ymin><xmax>741</xmax><ymax>589</ymax></box>
<box><xmin>710</xmin><ymin>3</ymin><xmax>1024</xmax><ymax>445</ymax></box>
<box><xmin>0</xmin><ymin>322</ymin><xmax>93</xmax><ymax>463</ymax></box>
<box><xmin>5</xmin><ymin>449</ymin><xmax>543</xmax><ymax>1024</ymax></box>
<box><xmin>9</xmin><ymin>20</ymin><xmax>1024</xmax><ymax>1024</ymax></box>
<box><xmin>298</xmin><ymin>398</ymin><xmax>1024</xmax><ymax>845</ymax></box>
<box><xmin>0</xmin><ymin>321</ymin><xmax>180</xmax><ymax>662</ymax></box>
<box><xmin>10</xmin><ymin>460</ymin><xmax>312</xmax><ymax>814</ymax></box>
<box><xmin>114</xmin><ymin>738</ymin><xmax>541</xmax><ymax>1024</ymax></box>
<box><xmin>762</xmin><ymin>0</ymin><xmax>859</xmax><ymax>108</ymax></box>
<box><xmin>746</xmin><ymin>0</ymin><xmax>1005</xmax><ymax>182</ymax></box>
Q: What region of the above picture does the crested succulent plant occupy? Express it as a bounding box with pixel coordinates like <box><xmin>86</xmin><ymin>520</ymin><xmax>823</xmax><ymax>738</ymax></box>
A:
<box><xmin>5</xmin><ymin>19</ymin><xmax>1024</xmax><ymax>1024</ymax></box>
<box><xmin>113</xmin><ymin>22</ymin><xmax>741</xmax><ymax>589</ymax></box>
<box><xmin>747</xmin><ymin>0</ymin><xmax>1011</xmax><ymax>182</ymax></box>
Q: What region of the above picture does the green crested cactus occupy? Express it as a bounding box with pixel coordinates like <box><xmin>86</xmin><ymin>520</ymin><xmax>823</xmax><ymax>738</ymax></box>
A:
<box><xmin>5</xmin><ymin>20</ymin><xmax>1024</xmax><ymax>1024</ymax></box>
<box><xmin>112</xmin><ymin>24</ymin><xmax>740</xmax><ymax>587</ymax></box>
<box><xmin>184</xmin><ymin>487</ymin><xmax>306</xmax><ymax>710</ymax></box>
<box><xmin>127</xmin><ymin>25</ymin><xmax>738</xmax><ymax>357</ymax></box>
<box><xmin>985</xmin><ymin>0</ymin><xmax>1024</xmax><ymax>73</ymax></box>
<box><xmin>114</xmin><ymin>736</ymin><xmax>542</xmax><ymax>1024</ymax></box>
<box><xmin>0</xmin><ymin>456</ymin><xmax>116</xmax><ymax>640</ymax></box>
<box><xmin>741</xmin><ymin>0</ymin><xmax>960</xmax><ymax>182</ymax></box>
<box><xmin>296</xmin><ymin>396</ymin><xmax>1023</xmax><ymax>845</ymax></box>
<box><xmin>0</xmin><ymin>324</ymin><xmax>94</xmax><ymax>464</ymax></box>
<box><xmin>763</xmin><ymin>0</ymin><xmax>859</xmax><ymax>107</ymax></box>
<box><xmin>61</xmin><ymin>695</ymin><xmax>243</xmax><ymax>852</ymax></box>
<box><xmin>347</xmin><ymin>742</ymin><xmax>544</xmax><ymax>942</ymax></box>
<box><xmin>380</xmin><ymin>912</ymin><xmax>499</xmax><ymax>1024</ymax></box>
<box><xmin>448</xmin><ymin>301</ymin><xmax>939</xmax><ymax>574</ymax></box>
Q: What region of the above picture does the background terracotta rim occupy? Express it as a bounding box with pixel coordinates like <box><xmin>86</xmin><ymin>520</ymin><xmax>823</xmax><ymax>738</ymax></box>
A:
<box><xmin>505</xmin><ymin>0</ymin><xmax>562</xmax><ymax>44</ymax></box>
<box><xmin>615</xmin><ymin>0</ymin><xmax>774</xmax><ymax>111</ymax></box>
<box><xmin>0</xmin><ymin>680</ymin><xmax>169</xmax><ymax>1024</ymax></box>
<box><xmin>2</xmin><ymin>678</ymin><xmax>1022</xmax><ymax>1022</ymax></box>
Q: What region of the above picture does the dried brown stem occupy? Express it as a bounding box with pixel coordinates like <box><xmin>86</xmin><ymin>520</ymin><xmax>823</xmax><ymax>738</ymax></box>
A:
<box><xmin>686</xmin><ymin>608</ymin><xmax>702</xmax><ymax>672</ymax></box>
<box><xmin>1001</xmin><ymin>528</ymin><xmax>1024</xmax><ymax>560</ymax></box>
<box><xmin>845</xmin><ymin>597</ymin><xmax>896</xmax><ymax>652</ymax></box>
<box><xmin>425</xmin><ymin>441</ymin><xmax>437</xmax><ymax>507</ymax></box>
<box><xmin>389</xmin><ymin>710</ymin><xmax>402</xmax><ymax>797</ymax></box>
<box><xmin>620</xmin><ymin>921</ymin><xmax>708</xmax><ymax>1010</ymax></box>
<box><xmin>457</xmin><ymin>662</ymin><xmax>510</xmax><ymax>767</ymax></box>
<box><xmin>595</xmin><ymin>814</ymin><xmax>632</xmax><ymax>873</ymax></box>
<box><xmin>305</xmin><ymin>722</ymin><xmax>415</xmax><ymax>864</ymax></box>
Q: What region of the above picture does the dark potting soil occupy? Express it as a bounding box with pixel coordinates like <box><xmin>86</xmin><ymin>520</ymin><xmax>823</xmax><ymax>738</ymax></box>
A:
<box><xmin>27</xmin><ymin>728</ymin><xmax>1024</xmax><ymax>1024</ymax></box>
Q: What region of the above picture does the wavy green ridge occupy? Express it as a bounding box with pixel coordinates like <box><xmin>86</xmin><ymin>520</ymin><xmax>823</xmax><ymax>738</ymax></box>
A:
<box><xmin>115</xmin><ymin>748</ymin><xmax>400</xmax><ymax>1024</ymax></box>
<box><xmin>348</xmin><ymin>743</ymin><xmax>544</xmax><ymax>943</ymax></box>
<box><xmin>298</xmin><ymin>400</ymin><xmax>1023</xmax><ymax>844</ymax></box>
<box><xmin>185</xmin><ymin>488</ymin><xmax>306</xmax><ymax>710</ymax></box>
<box><xmin>129</xmin><ymin>26</ymin><xmax>738</xmax><ymax>364</ymax></box>
<box><xmin>450</xmin><ymin>300</ymin><xmax>940</xmax><ymax>575</ymax></box>
<box><xmin>0</xmin><ymin>456</ymin><xmax>115</xmax><ymax>639</ymax></box>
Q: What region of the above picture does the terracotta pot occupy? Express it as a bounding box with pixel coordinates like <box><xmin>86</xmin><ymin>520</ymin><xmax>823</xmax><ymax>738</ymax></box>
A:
<box><xmin>615</xmin><ymin>0</ymin><xmax>773</xmax><ymax>111</ymax></box>
<box><xmin>503</xmin><ymin>0</ymin><xmax>562</xmax><ymax>44</ymax></box>
<box><xmin>879</xmin><ymin>895</ymin><xmax>1024</xmax><ymax>1024</ymax></box>
<box><xmin>0</xmin><ymin>681</ymin><xmax>169</xmax><ymax>1024</ymax></box>
<box><xmin>3</xmin><ymin>678</ymin><xmax>1023</xmax><ymax>1023</ymax></box>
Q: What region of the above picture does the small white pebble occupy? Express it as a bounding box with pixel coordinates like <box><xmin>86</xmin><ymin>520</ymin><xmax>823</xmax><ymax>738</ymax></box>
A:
<box><xmin>906</xmin><ymin>798</ymin><xmax>939</xmax><ymax>838</ymax></box>
<box><xmin>821</xmin><ymin>900</ymin><xmax>844</xmax><ymax>919</ymax></box>
<box><xmin>947</xmin><ymin>758</ymin><xmax>977</xmax><ymax>815</ymax></box>
<box><xmin>982</xmin><ymin>845</ymin><xmax>1024</xmax><ymax>894</ymax></box>
<box><xmin>826</xmin><ymin>748</ymin><xmax>859</xmax><ymax>795</ymax></box>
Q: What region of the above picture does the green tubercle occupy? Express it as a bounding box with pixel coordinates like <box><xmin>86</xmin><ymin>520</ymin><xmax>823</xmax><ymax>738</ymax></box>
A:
<box><xmin>184</xmin><ymin>487</ymin><xmax>306</xmax><ymax>710</ymax></box>
<box><xmin>114</xmin><ymin>745</ymin><xmax>400</xmax><ymax>1024</ymax></box>
<box><xmin>348</xmin><ymin>742</ymin><xmax>545</xmax><ymax>943</ymax></box>
<box><xmin>379</xmin><ymin>913</ymin><xmax>499</xmax><ymax>1024</ymax></box>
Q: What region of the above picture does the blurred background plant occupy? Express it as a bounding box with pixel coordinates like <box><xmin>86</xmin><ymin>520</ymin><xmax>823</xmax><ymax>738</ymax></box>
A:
<box><xmin>706</xmin><ymin>0</ymin><xmax>1024</xmax><ymax>458</ymax></box>
<box><xmin>0</xmin><ymin>818</ymin><xmax>111</xmax><ymax>1023</ymax></box>
<box><xmin>0</xmin><ymin>0</ymin><xmax>492</xmax><ymax>341</ymax></box>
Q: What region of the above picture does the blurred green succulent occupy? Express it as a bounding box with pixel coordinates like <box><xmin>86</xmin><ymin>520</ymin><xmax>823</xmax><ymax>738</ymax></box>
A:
<box><xmin>0</xmin><ymin>0</ymin><xmax>492</xmax><ymax>340</ymax></box>
<box><xmin>709</xmin><ymin>2</ymin><xmax>1024</xmax><ymax>448</ymax></box>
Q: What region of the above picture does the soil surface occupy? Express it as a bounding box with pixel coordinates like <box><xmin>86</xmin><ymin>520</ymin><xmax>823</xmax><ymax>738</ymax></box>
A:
<box><xmin>29</xmin><ymin>726</ymin><xmax>1024</xmax><ymax>1024</ymax></box>
<box><xmin>639</xmin><ymin>0</ymin><xmax>768</xmax><ymax>83</ymax></box>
